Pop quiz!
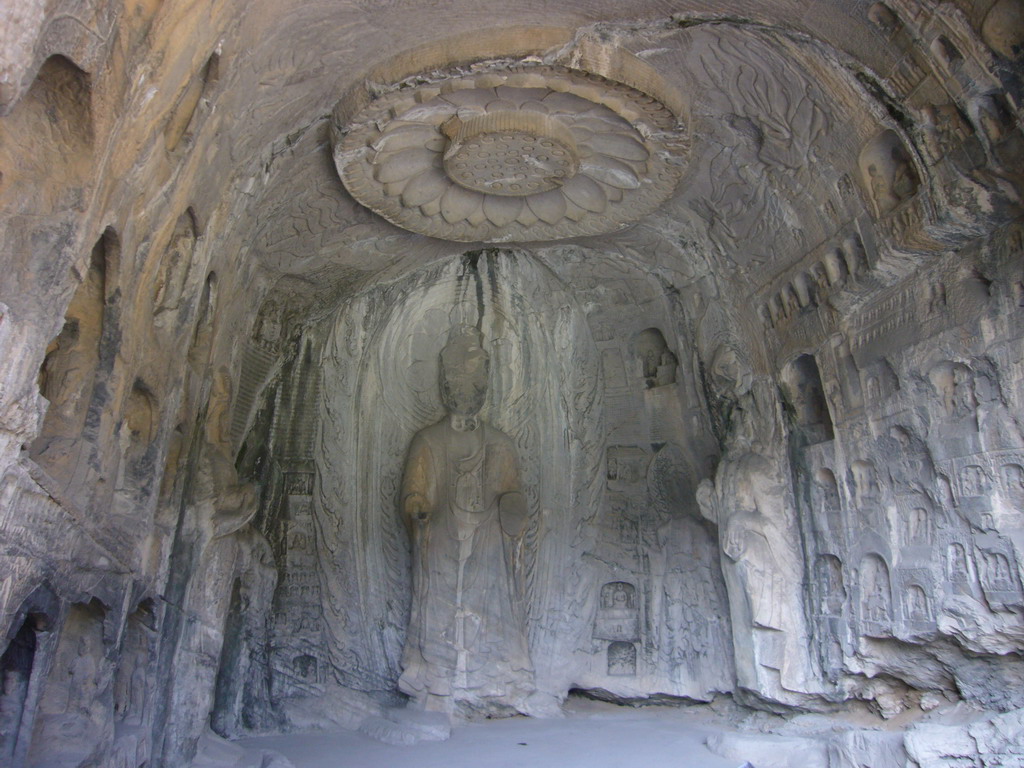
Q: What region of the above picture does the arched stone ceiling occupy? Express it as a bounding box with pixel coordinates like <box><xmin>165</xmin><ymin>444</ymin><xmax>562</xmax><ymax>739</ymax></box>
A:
<box><xmin>92</xmin><ymin>0</ymin><xmax>997</xmax><ymax>328</ymax></box>
<box><xmin>2</xmin><ymin>0</ymin><xmax>1017</xmax><ymax>360</ymax></box>
<box><xmin>1</xmin><ymin>5</ymin><xmax>1022</xmax><ymax>763</ymax></box>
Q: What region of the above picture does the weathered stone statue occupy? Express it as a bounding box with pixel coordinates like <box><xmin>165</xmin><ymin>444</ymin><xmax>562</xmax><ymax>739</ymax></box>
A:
<box><xmin>204</xmin><ymin>368</ymin><xmax>259</xmax><ymax>538</ymax></box>
<box><xmin>398</xmin><ymin>326</ymin><xmax>533</xmax><ymax>716</ymax></box>
<box><xmin>698</xmin><ymin>344</ymin><xmax>820</xmax><ymax>704</ymax></box>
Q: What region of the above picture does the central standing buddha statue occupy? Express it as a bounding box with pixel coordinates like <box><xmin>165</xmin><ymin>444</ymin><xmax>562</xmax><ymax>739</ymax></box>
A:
<box><xmin>398</xmin><ymin>325</ymin><xmax>534</xmax><ymax>716</ymax></box>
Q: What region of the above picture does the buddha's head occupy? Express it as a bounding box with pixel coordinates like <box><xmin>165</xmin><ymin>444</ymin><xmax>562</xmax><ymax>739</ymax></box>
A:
<box><xmin>439</xmin><ymin>325</ymin><xmax>489</xmax><ymax>417</ymax></box>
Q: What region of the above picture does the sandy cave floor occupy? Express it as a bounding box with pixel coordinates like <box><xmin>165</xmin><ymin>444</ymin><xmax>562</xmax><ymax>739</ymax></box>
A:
<box><xmin>237</xmin><ymin>698</ymin><xmax>745</xmax><ymax>768</ymax></box>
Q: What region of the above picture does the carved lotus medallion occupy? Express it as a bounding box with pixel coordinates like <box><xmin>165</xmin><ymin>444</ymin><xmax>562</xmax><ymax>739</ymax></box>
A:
<box><xmin>332</xmin><ymin>65</ymin><xmax>687</xmax><ymax>242</ymax></box>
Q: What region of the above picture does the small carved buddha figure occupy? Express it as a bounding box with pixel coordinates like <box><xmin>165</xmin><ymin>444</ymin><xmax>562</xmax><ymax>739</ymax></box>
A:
<box><xmin>868</xmin><ymin>163</ymin><xmax>900</xmax><ymax>213</ymax></box>
<box><xmin>399</xmin><ymin>326</ymin><xmax>533</xmax><ymax>716</ymax></box>
<box><xmin>889</xmin><ymin>147</ymin><xmax>917</xmax><ymax>201</ymax></box>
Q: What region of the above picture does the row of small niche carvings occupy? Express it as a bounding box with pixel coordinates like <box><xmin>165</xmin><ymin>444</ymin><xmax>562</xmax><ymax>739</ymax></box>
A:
<box><xmin>809</xmin><ymin>449</ymin><xmax>1022</xmax><ymax>630</ymax></box>
<box><xmin>867</xmin><ymin>0</ymin><xmax>1020</xmax><ymax>64</ymax></box>
<box><xmin>30</xmin><ymin>222</ymin><xmax>201</xmax><ymax>494</ymax></box>
<box><xmin>818</xmin><ymin>454</ymin><xmax>1024</xmax><ymax>521</ymax></box>
<box><xmin>863</xmin><ymin>0</ymin><xmax>1022</xmax><ymax>177</ymax></box>
<box><xmin>765</xmin><ymin>84</ymin><xmax>1018</xmax><ymax>331</ymax></box>
<box><xmin>762</xmin><ymin>232</ymin><xmax>868</xmax><ymax>328</ymax></box>
<box><xmin>821</xmin><ymin>450</ymin><xmax>1024</xmax><ymax>529</ymax></box>
<box><xmin>813</xmin><ymin>543</ymin><xmax>1017</xmax><ymax>627</ymax></box>
<box><xmin>767</xmin><ymin>117</ymin><xmax>1016</xmax><ymax>330</ymax></box>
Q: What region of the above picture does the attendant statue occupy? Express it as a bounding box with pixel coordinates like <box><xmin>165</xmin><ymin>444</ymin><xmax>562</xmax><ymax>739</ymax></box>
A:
<box><xmin>203</xmin><ymin>368</ymin><xmax>258</xmax><ymax>538</ymax></box>
<box><xmin>399</xmin><ymin>326</ymin><xmax>534</xmax><ymax>716</ymax></box>
<box><xmin>698</xmin><ymin>343</ymin><xmax>821</xmax><ymax>702</ymax></box>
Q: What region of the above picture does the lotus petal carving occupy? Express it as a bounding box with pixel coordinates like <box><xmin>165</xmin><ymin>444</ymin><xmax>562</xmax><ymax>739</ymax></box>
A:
<box><xmin>334</xmin><ymin>65</ymin><xmax>687</xmax><ymax>242</ymax></box>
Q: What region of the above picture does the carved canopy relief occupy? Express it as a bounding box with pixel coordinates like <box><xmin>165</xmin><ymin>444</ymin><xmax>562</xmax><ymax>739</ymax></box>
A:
<box><xmin>332</xmin><ymin>64</ymin><xmax>687</xmax><ymax>242</ymax></box>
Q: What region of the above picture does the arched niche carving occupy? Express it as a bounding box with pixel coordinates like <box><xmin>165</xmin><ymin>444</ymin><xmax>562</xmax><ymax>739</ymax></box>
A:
<box><xmin>930</xmin><ymin>36</ymin><xmax>963</xmax><ymax>72</ymax></box>
<box><xmin>850</xmin><ymin>459</ymin><xmax>880</xmax><ymax>506</ymax></box>
<box><xmin>780</xmin><ymin>285</ymin><xmax>800</xmax><ymax>318</ymax></box>
<box><xmin>607</xmin><ymin>641</ymin><xmax>636</xmax><ymax>677</ymax></box>
<box><xmin>594</xmin><ymin>582</ymin><xmax>640</xmax><ymax>643</ymax></box>
<box><xmin>1001</xmin><ymin>463</ymin><xmax>1024</xmax><ymax>499</ymax></box>
<box><xmin>780</xmin><ymin>354</ymin><xmax>834</xmax><ymax>445</ymax></box>
<box><xmin>823</xmin><ymin>249</ymin><xmax>848</xmax><ymax>287</ymax></box>
<box><xmin>815</xmin><ymin>467</ymin><xmax>840</xmax><ymax>506</ymax></box>
<box><xmin>979</xmin><ymin>549</ymin><xmax>1017</xmax><ymax>591</ymax></box>
<box><xmin>814</xmin><ymin>555</ymin><xmax>845</xmax><ymax>616</ymax></box>
<box><xmin>634</xmin><ymin>328</ymin><xmax>677</xmax><ymax>389</ymax></box>
<box><xmin>841</xmin><ymin>233</ymin><xmax>868</xmax><ymax>278</ymax></box>
<box><xmin>113</xmin><ymin>378</ymin><xmax>160</xmax><ymax>514</ymax></box>
<box><xmin>862</xmin><ymin>359</ymin><xmax>900</xmax><ymax>409</ymax></box>
<box><xmin>30</xmin><ymin>599</ymin><xmax>111</xmax><ymax>766</ymax></box>
<box><xmin>600</xmin><ymin>581</ymin><xmax>637</xmax><ymax>610</ymax></box>
<box><xmin>292</xmin><ymin>654</ymin><xmax>318</xmax><ymax>682</ymax></box>
<box><xmin>113</xmin><ymin>599</ymin><xmax>155</xmax><ymax>725</ymax></box>
<box><xmin>32</xmin><ymin>53</ymin><xmax>93</xmax><ymax>133</ymax></box>
<box><xmin>859</xmin><ymin>130</ymin><xmax>920</xmax><ymax>216</ymax></box>
<box><xmin>791</xmin><ymin>273</ymin><xmax>813</xmax><ymax>308</ymax></box>
<box><xmin>904</xmin><ymin>584</ymin><xmax>931</xmax><ymax>621</ymax></box>
<box><xmin>153</xmin><ymin>208</ymin><xmax>199</xmax><ymax>319</ymax></box>
<box><xmin>813</xmin><ymin>467</ymin><xmax>844</xmax><ymax>542</ymax></box>
<box><xmin>927</xmin><ymin>360</ymin><xmax>975</xmax><ymax>422</ymax></box>
<box><xmin>808</xmin><ymin>263</ymin><xmax>830</xmax><ymax>301</ymax></box>
<box><xmin>867</xmin><ymin>3</ymin><xmax>902</xmax><ymax>38</ymax></box>
<box><xmin>165</xmin><ymin>52</ymin><xmax>220</xmax><ymax>152</ymax></box>
<box><xmin>899</xmin><ymin>506</ymin><xmax>932</xmax><ymax>546</ymax></box>
<box><xmin>31</xmin><ymin>228</ymin><xmax>118</xmax><ymax>483</ymax></box>
<box><xmin>858</xmin><ymin>554</ymin><xmax>892</xmax><ymax>629</ymax></box>
<box><xmin>947</xmin><ymin>542</ymin><xmax>972</xmax><ymax>581</ymax></box>
<box><xmin>123</xmin><ymin>380</ymin><xmax>157</xmax><ymax>470</ymax></box>
<box><xmin>0</xmin><ymin>55</ymin><xmax>93</xmax><ymax>205</ymax></box>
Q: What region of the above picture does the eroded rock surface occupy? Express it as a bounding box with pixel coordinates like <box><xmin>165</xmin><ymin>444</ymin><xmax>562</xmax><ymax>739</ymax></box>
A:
<box><xmin>1</xmin><ymin>1</ymin><xmax>1023</xmax><ymax>766</ymax></box>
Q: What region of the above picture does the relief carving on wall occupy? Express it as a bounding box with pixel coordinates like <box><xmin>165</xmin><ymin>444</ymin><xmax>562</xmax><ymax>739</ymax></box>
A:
<box><xmin>692</xmin><ymin>31</ymin><xmax>831</xmax><ymax>268</ymax></box>
<box><xmin>311</xmin><ymin>253</ymin><xmax>602</xmax><ymax>715</ymax></box>
<box><xmin>332</xmin><ymin>64</ymin><xmax>687</xmax><ymax>242</ymax></box>
<box><xmin>697</xmin><ymin>345</ymin><xmax>821</xmax><ymax>702</ymax></box>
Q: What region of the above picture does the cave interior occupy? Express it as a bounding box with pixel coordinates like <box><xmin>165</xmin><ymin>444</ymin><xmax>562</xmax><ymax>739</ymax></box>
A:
<box><xmin>1</xmin><ymin>0</ymin><xmax>1023</xmax><ymax>766</ymax></box>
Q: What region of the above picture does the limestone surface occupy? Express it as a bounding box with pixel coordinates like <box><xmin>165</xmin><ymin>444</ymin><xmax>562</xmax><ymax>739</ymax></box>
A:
<box><xmin>0</xmin><ymin>1</ymin><xmax>1022</xmax><ymax>767</ymax></box>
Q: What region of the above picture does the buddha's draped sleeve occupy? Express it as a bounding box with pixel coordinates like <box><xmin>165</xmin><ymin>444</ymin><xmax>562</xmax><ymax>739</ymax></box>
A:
<box><xmin>401</xmin><ymin>430</ymin><xmax>436</xmax><ymax>537</ymax></box>
<box><xmin>493</xmin><ymin>432</ymin><xmax>528</xmax><ymax>537</ymax></box>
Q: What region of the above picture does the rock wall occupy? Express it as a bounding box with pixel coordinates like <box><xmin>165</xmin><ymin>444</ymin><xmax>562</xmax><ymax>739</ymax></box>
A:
<box><xmin>778</xmin><ymin>229</ymin><xmax>1024</xmax><ymax>714</ymax></box>
<box><xmin>0</xmin><ymin>0</ymin><xmax>1022</xmax><ymax>766</ymax></box>
<box><xmin>255</xmin><ymin>250</ymin><xmax>732</xmax><ymax>718</ymax></box>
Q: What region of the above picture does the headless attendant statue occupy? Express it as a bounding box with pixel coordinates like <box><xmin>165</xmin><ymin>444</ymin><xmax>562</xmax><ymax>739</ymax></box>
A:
<box><xmin>399</xmin><ymin>326</ymin><xmax>534</xmax><ymax>717</ymax></box>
